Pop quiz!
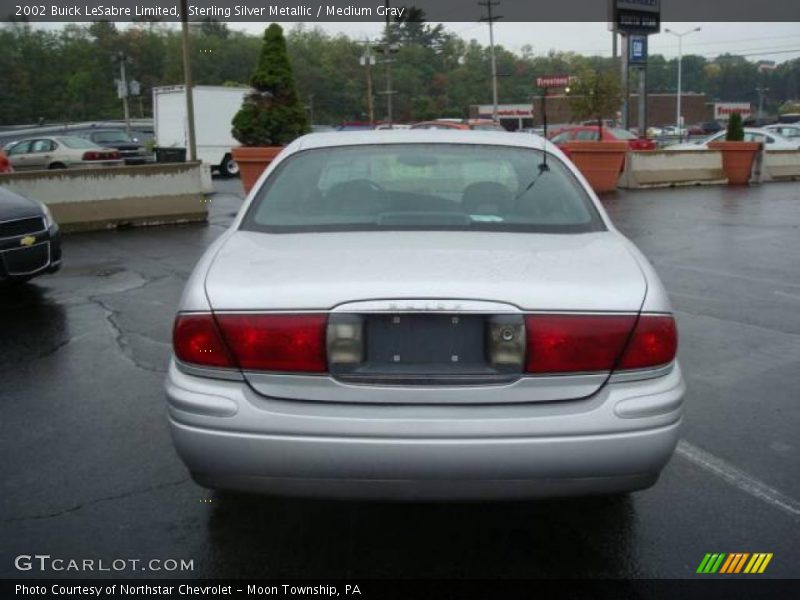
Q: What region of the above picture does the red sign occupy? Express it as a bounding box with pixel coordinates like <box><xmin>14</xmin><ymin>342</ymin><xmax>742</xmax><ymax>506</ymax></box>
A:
<box><xmin>536</xmin><ymin>75</ymin><xmax>571</xmax><ymax>88</ymax></box>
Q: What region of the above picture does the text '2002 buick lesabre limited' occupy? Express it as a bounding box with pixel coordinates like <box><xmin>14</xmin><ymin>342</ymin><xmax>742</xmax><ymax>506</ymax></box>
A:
<box><xmin>166</xmin><ymin>130</ymin><xmax>684</xmax><ymax>500</ymax></box>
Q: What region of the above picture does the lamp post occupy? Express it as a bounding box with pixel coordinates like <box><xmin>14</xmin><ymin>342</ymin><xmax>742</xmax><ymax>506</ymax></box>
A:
<box><xmin>665</xmin><ymin>26</ymin><xmax>701</xmax><ymax>140</ymax></box>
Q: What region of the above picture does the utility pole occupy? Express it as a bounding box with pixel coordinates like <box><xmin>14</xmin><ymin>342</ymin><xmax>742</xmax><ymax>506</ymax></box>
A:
<box><xmin>756</xmin><ymin>86</ymin><xmax>769</xmax><ymax>120</ymax></box>
<box><xmin>377</xmin><ymin>1</ymin><xmax>399</xmax><ymax>125</ymax></box>
<box><xmin>180</xmin><ymin>0</ymin><xmax>197</xmax><ymax>161</ymax></box>
<box><xmin>361</xmin><ymin>41</ymin><xmax>375</xmax><ymax>123</ymax></box>
<box><xmin>478</xmin><ymin>0</ymin><xmax>502</xmax><ymax>122</ymax></box>
<box><xmin>115</xmin><ymin>52</ymin><xmax>132</xmax><ymax>137</ymax></box>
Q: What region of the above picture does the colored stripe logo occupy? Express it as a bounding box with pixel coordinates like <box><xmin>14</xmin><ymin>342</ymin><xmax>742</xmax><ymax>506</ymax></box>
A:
<box><xmin>697</xmin><ymin>553</ymin><xmax>773</xmax><ymax>574</ymax></box>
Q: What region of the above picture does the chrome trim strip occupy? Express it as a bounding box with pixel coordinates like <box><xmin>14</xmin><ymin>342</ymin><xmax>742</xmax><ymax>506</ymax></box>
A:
<box><xmin>174</xmin><ymin>358</ymin><xmax>244</xmax><ymax>381</ymax></box>
<box><xmin>609</xmin><ymin>362</ymin><xmax>675</xmax><ymax>383</ymax></box>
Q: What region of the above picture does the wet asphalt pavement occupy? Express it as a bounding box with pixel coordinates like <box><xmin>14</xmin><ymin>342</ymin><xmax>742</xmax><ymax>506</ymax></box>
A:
<box><xmin>1</xmin><ymin>179</ymin><xmax>798</xmax><ymax>579</ymax></box>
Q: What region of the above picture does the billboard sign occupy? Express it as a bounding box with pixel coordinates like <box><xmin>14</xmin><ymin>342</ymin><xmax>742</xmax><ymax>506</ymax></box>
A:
<box><xmin>628</xmin><ymin>35</ymin><xmax>648</xmax><ymax>65</ymax></box>
<box><xmin>536</xmin><ymin>75</ymin><xmax>572</xmax><ymax>88</ymax></box>
<box><xmin>609</xmin><ymin>0</ymin><xmax>661</xmax><ymax>34</ymax></box>
<box><xmin>714</xmin><ymin>103</ymin><xmax>752</xmax><ymax>120</ymax></box>
<box><xmin>477</xmin><ymin>104</ymin><xmax>533</xmax><ymax>118</ymax></box>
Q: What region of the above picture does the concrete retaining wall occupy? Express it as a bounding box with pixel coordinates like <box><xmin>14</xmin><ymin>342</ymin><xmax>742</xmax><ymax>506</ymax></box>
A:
<box><xmin>618</xmin><ymin>150</ymin><xmax>728</xmax><ymax>189</ymax></box>
<box><xmin>0</xmin><ymin>162</ymin><xmax>208</xmax><ymax>232</ymax></box>
<box><xmin>760</xmin><ymin>150</ymin><xmax>800</xmax><ymax>182</ymax></box>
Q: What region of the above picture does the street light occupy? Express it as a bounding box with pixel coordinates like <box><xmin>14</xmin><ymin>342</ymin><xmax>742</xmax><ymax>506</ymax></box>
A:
<box><xmin>665</xmin><ymin>26</ymin><xmax>702</xmax><ymax>139</ymax></box>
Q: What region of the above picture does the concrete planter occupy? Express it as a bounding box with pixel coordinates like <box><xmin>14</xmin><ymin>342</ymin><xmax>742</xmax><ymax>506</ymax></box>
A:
<box><xmin>562</xmin><ymin>141</ymin><xmax>628</xmax><ymax>193</ymax></box>
<box><xmin>231</xmin><ymin>146</ymin><xmax>282</xmax><ymax>194</ymax></box>
<box><xmin>0</xmin><ymin>162</ymin><xmax>208</xmax><ymax>232</ymax></box>
<box><xmin>708</xmin><ymin>141</ymin><xmax>761</xmax><ymax>185</ymax></box>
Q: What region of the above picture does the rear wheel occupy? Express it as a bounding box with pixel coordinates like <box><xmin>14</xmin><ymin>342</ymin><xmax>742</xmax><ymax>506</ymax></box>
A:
<box><xmin>48</xmin><ymin>162</ymin><xmax>66</xmax><ymax>169</ymax></box>
<box><xmin>218</xmin><ymin>154</ymin><xmax>239</xmax><ymax>178</ymax></box>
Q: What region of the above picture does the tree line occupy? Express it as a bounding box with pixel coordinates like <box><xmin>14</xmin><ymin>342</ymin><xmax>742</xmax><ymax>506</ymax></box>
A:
<box><xmin>1</xmin><ymin>20</ymin><xmax>798</xmax><ymax>127</ymax></box>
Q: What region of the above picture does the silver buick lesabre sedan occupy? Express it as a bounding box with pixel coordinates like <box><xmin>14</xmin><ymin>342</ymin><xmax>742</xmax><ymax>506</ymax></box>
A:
<box><xmin>166</xmin><ymin>131</ymin><xmax>684</xmax><ymax>500</ymax></box>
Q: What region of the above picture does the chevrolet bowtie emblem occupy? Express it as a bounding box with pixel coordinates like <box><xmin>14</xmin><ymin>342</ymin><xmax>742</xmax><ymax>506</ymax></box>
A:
<box><xmin>19</xmin><ymin>235</ymin><xmax>36</xmax><ymax>247</ymax></box>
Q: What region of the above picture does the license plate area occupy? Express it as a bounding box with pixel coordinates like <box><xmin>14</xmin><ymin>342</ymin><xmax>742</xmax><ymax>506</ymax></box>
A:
<box><xmin>329</xmin><ymin>313</ymin><xmax>524</xmax><ymax>385</ymax></box>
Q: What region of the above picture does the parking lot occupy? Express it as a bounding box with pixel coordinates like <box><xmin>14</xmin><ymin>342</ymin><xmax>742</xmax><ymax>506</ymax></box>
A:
<box><xmin>1</xmin><ymin>179</ymin><xmax>798</xmax><ymax>579</ymax></box>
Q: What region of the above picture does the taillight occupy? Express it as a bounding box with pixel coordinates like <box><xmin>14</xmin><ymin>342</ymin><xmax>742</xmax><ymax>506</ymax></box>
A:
<box><xmin>108</xmin><ymin>151</ymin><xmax>121</xmax><ymax>160</ymax></box>
<box><xmin>618</xmin><ymin>315</ymin><xmax>677</xmax><ymax>370</ymax></box>
<box><xmin>523</xmin><ymin>313</ymin><xmax>677</xmax><ymax>375</ymax></box>
<box><xmin>215</xmin><ymin>313</ymin><xmax>327</xmax><ymax>373</ymax></box>
<box><xmin>173</xmin><ymin>314</ymin><xmax>235</xmax><ymax>368</ymax></box>
<box><xmin>524</xmin><ymin>315</ymin><xmax>635</xmax><ymax>374</ymax></box>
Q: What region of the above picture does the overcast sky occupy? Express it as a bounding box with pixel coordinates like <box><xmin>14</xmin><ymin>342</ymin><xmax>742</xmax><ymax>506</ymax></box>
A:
<box><xmin>234</xmin><ymin>21</ymin><xmax>800</xmax><ymax>63</ymax></box>
<box><xmin>33</xmin><ymin>21</ymin><xmax>799</xmax><ymax>63</ymax></box>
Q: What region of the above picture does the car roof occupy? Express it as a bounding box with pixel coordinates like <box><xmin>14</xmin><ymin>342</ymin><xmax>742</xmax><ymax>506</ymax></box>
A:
<box><xmin>288</xmin><ymin>129</ymin><xmax>551</xmax><ymax>153</ymax></box>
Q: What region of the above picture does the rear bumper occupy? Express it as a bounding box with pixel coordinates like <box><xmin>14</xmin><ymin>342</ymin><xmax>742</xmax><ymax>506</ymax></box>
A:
<box><xmin>166</xmin><ymin>361</ymin><xmax>685</xmax><ymax>500</ymax></box>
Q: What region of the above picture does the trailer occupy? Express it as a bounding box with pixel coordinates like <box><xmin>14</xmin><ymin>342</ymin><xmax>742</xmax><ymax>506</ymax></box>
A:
<box><xmin>153</xmin><ymin>85</ymin><xmax>250</xmax><ymax>177</ymax></box>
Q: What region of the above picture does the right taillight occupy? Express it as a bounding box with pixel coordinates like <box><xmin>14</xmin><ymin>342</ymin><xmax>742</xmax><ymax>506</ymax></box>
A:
<box><xmin>617</xmin><ymin>314</ymin><xmax>678</xmax><ymax>371</ymax></box>
<box><xmin>523</xmin><ymin>313</ymin><xmax>677</xmax><ymax>375</ymax></box>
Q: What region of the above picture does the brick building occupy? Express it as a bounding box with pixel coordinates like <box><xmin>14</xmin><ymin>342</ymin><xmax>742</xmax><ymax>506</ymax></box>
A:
<box><xmin>529</xmin><ymin>93</ymin><xmax>712</xmax><ymax>129</ymax></box>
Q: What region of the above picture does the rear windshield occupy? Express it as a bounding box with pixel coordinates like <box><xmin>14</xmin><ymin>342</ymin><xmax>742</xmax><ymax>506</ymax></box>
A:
<box><xmin>610</xmin><ymin>128</ymin><xmax>637</xmax><ymax>140</ymax></box>
<box><xmin>91</xmin><ymin>130</ymin><xmax>133</xmax><ymax>143</ymax></box>
<box><xmin>241</xmin><ymin>144</ymin><xmax>605</xmax><ymax>234</ymax></box>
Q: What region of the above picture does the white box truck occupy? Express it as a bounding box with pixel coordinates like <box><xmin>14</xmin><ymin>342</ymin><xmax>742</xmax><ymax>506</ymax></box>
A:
<box><xmin>153</xmin><ymin>85</ymin><xmax>250</xmax><ymax>177</ymax></box>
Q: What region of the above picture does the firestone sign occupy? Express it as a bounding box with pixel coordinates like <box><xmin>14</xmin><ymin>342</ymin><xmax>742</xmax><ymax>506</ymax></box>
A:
<box><xmin>536</xmin><ymin>75</ymin><xmax>572</xmax><ymax>88</ymax></box>
<box><xmin>714</xmin><ymin>103</ymin><xmax>752</xmax><ymax>120</ymax></box>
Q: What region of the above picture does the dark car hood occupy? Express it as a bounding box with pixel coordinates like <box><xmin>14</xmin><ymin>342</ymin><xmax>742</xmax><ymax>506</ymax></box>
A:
<box><xmin>0</xmin><ymin>187</ymin><xmax>43</xmax><ymax>221</ymax></box>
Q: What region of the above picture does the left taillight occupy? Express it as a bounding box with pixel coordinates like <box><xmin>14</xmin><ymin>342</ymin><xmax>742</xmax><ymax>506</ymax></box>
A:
<box><xmin>215</xmin><ymin>313</ymin><xmax>327</xmax><ymax>373</ymax></box>
<box><xmin>173</xmin><ymin>313</ymin><xmax>235</xmax><ymax>369</ymax></box>
<box><xmin>173</xmin><ymin>313</ymin><xmax>328</xmax><ymax>372</ymax></box>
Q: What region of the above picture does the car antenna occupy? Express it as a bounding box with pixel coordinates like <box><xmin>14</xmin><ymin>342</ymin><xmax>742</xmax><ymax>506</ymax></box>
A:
<box><xmin>539</xmin><ymin>89</ymin><xmax>550</xmax><ymax>172</ymax></box>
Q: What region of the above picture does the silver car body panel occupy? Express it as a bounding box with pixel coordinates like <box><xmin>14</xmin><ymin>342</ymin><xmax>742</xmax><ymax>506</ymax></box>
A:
<box><xmin>166</xmin><ymin>130</ymin><xmax>684</xmax><ymax>498</ymax></box>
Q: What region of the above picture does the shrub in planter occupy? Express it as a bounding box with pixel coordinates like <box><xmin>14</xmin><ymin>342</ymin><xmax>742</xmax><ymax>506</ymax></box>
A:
<box><xmin>564</xmin><ymin>69</ymin><xmax>628</xmax><ymax>193</ymax></box>
<box><xmin>231</xmin><ymin>23</ymin><xmax>309</xmax><ymax>193</ymax></box>
<box><xmin>709</xmin><ymin>112</ymin><xmax>760</xmax><ymax>185</ymax></box>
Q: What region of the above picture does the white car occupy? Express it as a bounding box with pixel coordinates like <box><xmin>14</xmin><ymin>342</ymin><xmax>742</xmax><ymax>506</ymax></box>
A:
<box><xmin>764</xmin><ymin>124</ymin><xmax>800</xmax><ymax>140</ymax></box>
<box><xmin>667</xmin><ymin>128</ymin><xmax>800</xmax><ymax>151</ymax></box>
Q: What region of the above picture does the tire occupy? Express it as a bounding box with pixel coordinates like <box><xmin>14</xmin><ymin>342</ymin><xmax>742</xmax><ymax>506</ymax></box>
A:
<box><xmin>48</xmin><ymin>162</ymin><xmax>67</xmax><ymax>170</ymax></box>
<box><xmin>218</xmin><ymin>154</ymin><xmax>239</xmax><ymax>178</ymax></box>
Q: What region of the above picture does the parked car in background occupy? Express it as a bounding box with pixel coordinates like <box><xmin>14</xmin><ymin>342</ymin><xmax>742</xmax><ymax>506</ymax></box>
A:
<box><xmin>661</xmin><ymin>126</ymin><xmax>689</xmax><ymax>138</ymax></box>
<box><xmin>549</xmin><ymin>126</ymin><xmax>656</xmax><ymax>151</ymax></box>
<box><xmin>167</xmin><ymin>130</ymin><xmax>683</xmax><ymax>500</ymax></box>
<box><xmin>375</xmin><ymin>123</ymin><xmax>412</xmax><ymax>130</ymax></box>
<box><xmin>311</xmin><ymin>125</ymin><xmax>336</xmax><ymax>133</ymax></box>
<box><xmin>337</xmin><ymin>122</ymin><xmax>376</xmax><ymax>131</ymax></box>
<box><xmin>78</xmin><ymin>129</ymin><xmax>152</xmax><ymax>165</ymax></box>
<box><xmin>411</xmin><ymin>119</ymin><xmax>505</xmax><ymax>131</ymax></box>
<box><xmin>0</xmin><ymin>149</ymin><xmax>12</xmax><ymax>174</ymax></box>
<box><xmin>6</xmin><ymin>136</ymin><xmax>123</xmax><ymax>171</ymax></box>
<box><xmin>517</xmin><ymin>127</ymin><xmax>545</xmax><ymax>136</ymax></box>
<box><xmin>0</xmin><ymin>187</ymin><xmax>61</xmax><ymax>284</ymax></box>
<box><xmin>667</xmin><ymin>128</ymin><xmax>800</xmax><ymax>151</ymax></box>
<box><xmin>764</xmin><ymin>123</ymin><xmax>800</xmax><ymax>139</ymax></box>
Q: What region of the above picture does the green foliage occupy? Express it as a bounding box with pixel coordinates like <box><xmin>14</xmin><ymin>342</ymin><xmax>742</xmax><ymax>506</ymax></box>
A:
<box><xmin>0</xmin><ymin>23</ymin><xmax>798</xmax><ymax>128</ymax></box>
<box><xmin>726</xmin><ymin>112</ymin><xmax>745</xmax><ymax>141</ymax></box>
<box><xmin>568</xmin><ymin>68</ymin><xmax>623</xmax><ymax>138</ymax></box>
<box><xmin>232</xmin><ymin>24</ymin><xmax>308</xmax><ymax>146</ymax></box>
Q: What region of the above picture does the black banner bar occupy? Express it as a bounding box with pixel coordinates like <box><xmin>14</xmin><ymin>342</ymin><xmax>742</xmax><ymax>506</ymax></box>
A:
<box><xmin>1</xmin><ymin>0</ymin><xmax>798</xmax><ymax>23</ymax></box>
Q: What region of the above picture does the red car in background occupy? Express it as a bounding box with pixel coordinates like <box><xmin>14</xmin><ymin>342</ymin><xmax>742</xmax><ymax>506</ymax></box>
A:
<box><xmin>0</xmin><ymin>150</ymin><xmax>13</xmax><ymax>174</ymax></box>
<box><xmin>549</xmin><ymin>126</ymin><xmax>656</xmax><ymax>151</ymax></box>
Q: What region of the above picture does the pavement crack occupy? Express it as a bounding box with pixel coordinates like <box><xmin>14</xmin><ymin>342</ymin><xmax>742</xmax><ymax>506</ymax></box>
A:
<box><xmin>2</xmin><ymin>478</ymin><xmax>190</xmax><ymax>523</ymax></box>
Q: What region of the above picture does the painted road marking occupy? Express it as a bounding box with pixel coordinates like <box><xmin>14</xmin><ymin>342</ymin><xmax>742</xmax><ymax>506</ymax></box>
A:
<box><xmin>676</xmin><ymin>440</ymin><xmax>800</xmax><ymax>519</ymax></box>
